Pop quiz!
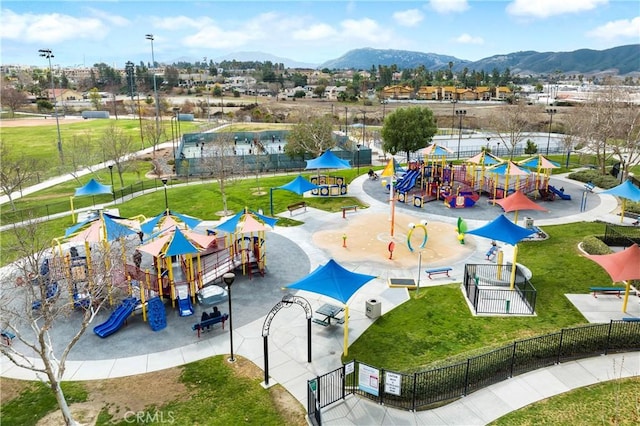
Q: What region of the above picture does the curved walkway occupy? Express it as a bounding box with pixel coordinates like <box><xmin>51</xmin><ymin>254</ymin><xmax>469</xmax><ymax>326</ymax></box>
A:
<box><xmin>2</xmin><ymin>169</ymin><xmax>638</xmax><ymax>425</ymax></box>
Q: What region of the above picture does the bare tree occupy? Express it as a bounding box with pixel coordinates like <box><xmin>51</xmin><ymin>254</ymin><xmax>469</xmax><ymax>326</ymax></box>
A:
<box><xmin>0</xmin><ymin>219</ymin><xmax>118</xmax><ymax>425</ymax></box>
<box><xmin>0</xmin><ymin>144</ymin><xmax>39</xmax><ymax>210</ymax></box>
<box><xmin>100</xmin><ymin>123</ymin><xmax>136</xmax><ymax>186</ymax></box>
<box><xmin>0</xmin><ymin>86</ymin><xmax>29</xmax><ymax>117</ymax></box>
<box><xmin>200</xmin><ymin>133</ymin><xmax>239</xmax><ymax>215</ymax></box>
<box><xmin>65</xmin><ymin>132</ymin><xmax>100</xmax><ymax>184</ymax></box>
<box><xmin>284</xmin><ymin>110</ymin><xmax>335</xmax><ymax>158</ymax></box>
<box><xmin>142</xmin><ymin>119</ymin><xmax>165</xmax><ymax>157</ymax></box>
<box><xmin>487</xmin><ymin>100</ymin><xmax>535</xmax><ymax>159</ymax></box>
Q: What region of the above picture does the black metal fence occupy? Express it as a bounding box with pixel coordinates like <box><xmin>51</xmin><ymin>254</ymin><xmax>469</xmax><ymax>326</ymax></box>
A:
<box><xmin>308</xmin><ymin>320</ymin><xmax>639</xmax><ymax>422</ymax></box>
<box><xmin>463</xmin><ymin>264</ymin><xmax>537</xmax><ymax>315</ymax></box>
<box><xmin>1</xmin><ymin>179</ymin><xmax>170</xmax><ymax>226</ymax></box>
<box><xmin>601</xmin><ymin>224</ymin><xmax>640</xmax><ymax>247</ymax></box>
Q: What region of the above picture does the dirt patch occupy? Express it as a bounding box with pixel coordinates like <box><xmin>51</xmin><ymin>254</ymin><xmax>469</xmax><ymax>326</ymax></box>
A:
<box><xmin>0</xmin><ymin>118</ymin><xmax>65</xmax><ymax>128</ymax></box>
<box><xmin>0</xmin><ymin>378</ymin><xmax>33</xmax><ymax>403</ymax></box>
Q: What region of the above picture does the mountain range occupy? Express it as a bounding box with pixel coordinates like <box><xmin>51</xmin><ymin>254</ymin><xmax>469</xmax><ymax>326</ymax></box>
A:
<box><xmin>210</xmin><ymin>44</ymin><xmax>639</xmax><ymax>76</ymax></box>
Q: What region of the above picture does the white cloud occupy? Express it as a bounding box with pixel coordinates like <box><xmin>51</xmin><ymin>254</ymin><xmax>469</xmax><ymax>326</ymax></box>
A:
<box><xmin>85</xmin><ymin>7</ymin><xmax>129</xmax><ymax>27</ymax></box>
<box><xmin>430</xmin><ymin>0</ymin><xmax>469</xmax><ymax>14</ymax></box>
<box><xmin>454</xmin><ymin>33</ymin><xmax>484</xmax><ymax>45</ymax></box>
<box><xmin>0</xmin><ymin>9</ymin><xmax>107</xmax><ymax>43</ymax></box>
<box><xmin>506</xmin><ymin>0</ymin><xmax>608</xmax><ymax>19</ymax></box>
<box><xmin>151</xmin><ymin>15</ymin><xmax>213</xmax><ymax>31</ymax></box>
<box><xmin>339</xmin><ymin>18</ymin><xmax>394</xmax><ymax>44</ymax></box>
<box><xmin>586</xmin><ymin>16</ymin><xmax>640</xmax><ymax>41</ymax></box>
<box><xmin>182</xmin><ymin>26</ymin><xmax>256</xmax><ymax>49</ymax></box>
<box><xmin>293</xmin><ymin>23</ymin><xmax>337</xmax><ymax>41</ymax></box>
<box><xmin>393</xmin><ymin>9</ymin><xmax>424</xmax><ymax>27</ymax></box>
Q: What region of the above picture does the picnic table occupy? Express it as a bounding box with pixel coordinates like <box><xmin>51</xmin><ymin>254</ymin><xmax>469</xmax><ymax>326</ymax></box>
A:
<box><xmin>313</xmin><ymin>303</ymin><xmax>345</xmax><ymax>326</ymax></box>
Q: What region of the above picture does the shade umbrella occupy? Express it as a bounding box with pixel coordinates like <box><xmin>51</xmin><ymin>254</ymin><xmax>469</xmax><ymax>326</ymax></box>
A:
<box><xmin>495</xmin><ymin>190</ymin><xmax>548</xmax><ymax>224</ymax></box>
<box><xmin>466</xmin><ymin>151</ymin><xmax>502</xmax><ymax>190</ymax></box>
<box><xmin>304</xmin><ymin>150</ymin><xmax>351</xmax><ymax>170</ymax></box>
<box><xmin>585</xmin><ymin>243</ymin><xmax>640</xmax><ymax>312</ymax></box>
<box><xmin>488</xmin><ymin>161</ymin><xmax>530</xmax><ymax>201</ymax></box>
<box><xmin>140</xmin><ymin>210</ymin><xmax>202</xmax><ymax>235</ymax></box>
<box><xmin>286</xmin><ymin>259</ymin><xmax>377</xmax><ymax>356</ymax></box>
<box><xmin>70</xmin><ymin>178</ymin><xmax>113</xmax><ymax>222</ymax></box>
<box><xmin>518</xmin><ymin>154</ymin><xmax>560</xmax><ymax>189</ymax></box>
<box><xmin>269</xmin><ymin>175</ymin><xmax>320</xmax><ymax>215</ymax></box>
<box><xmin>466</xmin><ymin>214</ymin><xmax>536</xmax><ymax>289</ymax></box>
<box><xmin>600</xmin><ymin>180</ymin><xmax>640</xmax><ymax>224</ymax></box>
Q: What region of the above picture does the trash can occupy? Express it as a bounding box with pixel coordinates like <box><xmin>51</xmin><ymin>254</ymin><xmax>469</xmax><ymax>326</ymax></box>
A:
<box><xmin>366</xmin><ymin>299</ymin><xmax>381</xmax><ymax>319</ymax></box>
<box><xmin>524</xmin><ymin>217</ymin><xmax>534</xmax><ymax>230</ymax></box>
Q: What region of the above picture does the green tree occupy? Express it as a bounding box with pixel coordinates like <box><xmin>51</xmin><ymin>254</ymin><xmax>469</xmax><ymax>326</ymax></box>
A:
<box><xmin>381</xmin><ymin>107</ymin><xmax>437</xmax><ymax>162</ymax></box>
<box><xmin>285</xmin><ymin>113</ymin><xmax>335</xmax><ymax>158</ymax></box>
<box><xmin>88</xmin><ymin>87</ymin><xmax>102</xmax><ymax>110</ymax></box>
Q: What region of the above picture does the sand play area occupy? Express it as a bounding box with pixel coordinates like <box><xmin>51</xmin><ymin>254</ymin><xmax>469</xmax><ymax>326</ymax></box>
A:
<box><xmin>312</xmin><ymin>212</ymin><xmax>477</xmax><ymax>269</ymax></box>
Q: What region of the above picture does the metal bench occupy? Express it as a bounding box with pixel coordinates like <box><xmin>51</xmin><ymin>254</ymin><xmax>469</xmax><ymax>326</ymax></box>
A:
<box><xmin>589</xmin><ymin>287</ymin><xmax>627</xmax><ymax>298</ymax></box>
<box><xmin>192</xmin><ymin>313</ymin><xmax>228</xmax><ymax>337</ymax></box>
<box><xmin>426</xmin><ymin>267</ymin><xmax>452</xmax><ymax>279</ymax></box>
<box><xmin>622</xmin><ymin>317</ymin><xmax>640</xmax><ymax>322</ymax></box>
<box><xmin>287</xmin><ymin>201</ymin><xmax>307</xmax><ymax>216</ymax></box>
<box><xmin>341</xmin><ymin>205</ymin><xmax>358</xmax><ymax>219</ymax></box>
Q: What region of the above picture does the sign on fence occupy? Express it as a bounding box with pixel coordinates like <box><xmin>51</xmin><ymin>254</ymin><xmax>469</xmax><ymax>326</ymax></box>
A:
<box><xmin>384</xmin><ymin>372</ymin><xmax>402</xmax><ymax>396</ymax></box>
<box><xmin>358</xmin><ymin>363</ymin><xmax>380</xmax><ymax>396</ymax></box>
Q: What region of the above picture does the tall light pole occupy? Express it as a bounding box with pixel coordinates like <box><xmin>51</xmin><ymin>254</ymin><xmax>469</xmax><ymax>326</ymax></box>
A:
<box><xmin>361</xmin><ymin>110</ymin><xmax>366</xmax><ymax>146</ymax></box>
<box><xmin>620</xmin><ymin>155</ymin><xmax>627</xmax><ymax>184</ymax></box>
<box><xmin>455</xmin><ymin>109</ymin><xmax>466</xmax><ymax>160</ymax></box>
<box><xmin>450</xmin><ymin>99</ymin><xmax>457</xmax><ymax>138</ymax></box>
<box><xmin>161</xmin><ymin>177</ymin><xmax>169</xmax><ymax>212</ymax></box>
<box><xmin>39</xmin><ymin>49</ymin><xmax>63</xmax><ymax>161</ymax></box>
<box><xmin>145</xmin><ymin>34</ymin><xmax>160</xmax><ymax>139</ymax></box>
<box><xmin>108</xmin><ymin>165</ymin><xmax>115</xmax><ymax>201</ymax></box>
<box><xmin>545</xmin><ymin>108</ymin><xmax>557</xmax><ymax>156</ymax></box>
<box><xmin>356</xmin><ymin>143</ymin><xmax>361</xmax><ymax>176</ymax></box>
<box><xmin>344</xmin><ymin>107</ymin><xmax>348</xmax><ymax>139</ymax></box>
<box><xmin>125</xmin><ymin>61</ymin><xmax>144</xmax><ymax>150</ymax></box>
<box><xmin>223</xmin><ymin>272</ymin><xmax>236</xmax><ymax>362</ymax></box>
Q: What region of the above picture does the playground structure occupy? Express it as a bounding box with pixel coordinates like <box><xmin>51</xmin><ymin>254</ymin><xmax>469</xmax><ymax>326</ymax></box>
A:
<box><xmin>390</xmin><ymin>149</ymin><xmax>559</xmax><ymax>209</ymax></box>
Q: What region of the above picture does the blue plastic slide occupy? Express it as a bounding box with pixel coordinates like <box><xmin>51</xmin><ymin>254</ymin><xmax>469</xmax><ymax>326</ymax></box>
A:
<box><xmin>93</xmin><ymin>297</ymin><xmax>137</xmax><ymax>338</ymax></box>
<box><xmin>176</xmin><ymin>286</ymin><xmax>194</xmax><ymax>317</ymax></box>
<box><xmin>548</xmin><ymin>185</ymin><xmax>571</xmax><ymax>200</ymax></box>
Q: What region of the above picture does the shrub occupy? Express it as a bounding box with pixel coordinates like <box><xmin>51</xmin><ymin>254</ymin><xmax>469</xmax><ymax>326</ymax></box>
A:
<box><xmin>581</xmin><ymin>235</ymin><xmax>613</xmax><ymax>255</ymax></box>
<box><xmin>567</xmin><ymin>170</ymin><xmax>620</xmax><ymax>189</ymax></box>
<box><xmin>524</xmin><ymin>139</ymin><xmax>538</xmax><ymax>155</ymax></box>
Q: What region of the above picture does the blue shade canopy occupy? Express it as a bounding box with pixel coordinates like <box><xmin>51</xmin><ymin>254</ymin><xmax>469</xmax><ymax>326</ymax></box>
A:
<box><xmin>74</xmin><ymin>178</ymin><xmax>112</xmax><ymax>196</ymax></box>
<box><xmin>601</xmin><ymin>180</ymin><xmax>640</xmax><ymax>202</ymax></box>
<box><xmin>215</xmin><ymin>209</ymin><xmax>279</xmax><ymax>234</ymax></box>
<box><xmin>64</xmin><ymin>213</ymin><xmax>138</xmax><ymax>241</ymax></box>
<box><xmin>305</xmin><ymin>150</ymin><xmax>351</xmax><ymax>170</ymax></box>
<box><xmin>140</xmin><ymin>210</ymin><xmax>202</xmax><ymax>235</ymax></box>
<box><xmin>286</xmin><ymin>259</ymin><xmax>377</xmax><ymax>304</ymax></box>
<box><xmin>164</xmin><ymin>228</ymin><xmax>199</xmax><ymax>257</ymax></box>
<box><xmin>276</xmin><ymin>175</ymin><xmax>320</xmax><ymax>195</ymax></box>
<box><xmin>466</xmin><ymin>214</ymin><xmax>536</xmax><ymax>246</ymax></box>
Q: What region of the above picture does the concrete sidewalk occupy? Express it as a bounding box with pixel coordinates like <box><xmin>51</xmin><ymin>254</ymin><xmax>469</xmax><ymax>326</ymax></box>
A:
<box><xmin>1</xmin><ymin>168</ymin><xmax>638</xmax><ymax>425</ymax></box>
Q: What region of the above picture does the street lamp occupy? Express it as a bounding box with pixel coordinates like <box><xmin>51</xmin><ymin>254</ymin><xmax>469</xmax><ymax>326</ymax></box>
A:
<box><xmin>223</xmin><ymin>272</ymin><xmax>236</xmax><ymax>362</ymax></box>
<box><xmin>108</xmin><ymin>165</ymin><xmax>115</xmax><ymax>201</ymax></box>
<box><xmin>361</xmin><ymin>110</ymin><xmax>366</xmax><ymax>146</ymax></box>
<box><xmin>16</xmin><ymin>166</ymin><xmax>22</xmax><ymax>197</ymax></box>
<box><xmin>161</xmin><ymin>177</ymin><xmax>168</xmax><ymax>212</ymax></box>
<box><xmin>450</xmin><ymin>99</ymin><xmax>458</xmax><ymax>138</ymax></box>
<box><xmin>145</xmin><ymin>34</ymin><xmax>161</xmax><ymax>139</ymax></box>
<box><xmin>620</xmin><ymin>155</ymin><xmax>627</xmax><ymax>184</ymax></box>
<box><xmin>455</xmin><ymin>109</ymin><xmax>467</xmax><ymax>160</ymax></box>
<box><xmin>486</xmin><ymin>137</ymin><xmax>491</xmax><ymax>151</ymax></box>
<box><xmin>38</xmin><ymin>49</ymin><xmax>63</xmax><ymax>161</ymax></box>
<box><xmin>344</xmin><ymin>107</ymin><xmax>348</xmax><ymax>139</ymax></box>
<box><xmin>497</xmin><ymin>142</ymin><xmax>501</xmax><ymax>157</ymax></box>
<box><xmin>545</xmin><ymin>108</ymin><xmax>557</xmax><ymax>156</ymax></box>
<box><xmin>356</xmin><ymin>143</ymin><xmax>361</xmax><ymax>176</ymax></box>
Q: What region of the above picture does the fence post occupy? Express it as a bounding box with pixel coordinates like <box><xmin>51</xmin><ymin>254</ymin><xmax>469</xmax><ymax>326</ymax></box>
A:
<box><xmin>604</xmin><ymin>320</ymin><xmax>614</xmax><ymax>355</ymax></box>
<box><xmin>379</xmin><ymin>369</ymin><xmax>385</xmax><ymax>405</ymax></box>
<box><xmin>341</xmin><ymin>364</ymin><xmax>346</xmax><ymax>401</ymax></box>
<box><xmin>510</xmin><ymin>342</ymin><xmax>517</xmax><ymax>377</ymax></box>
<box><xmin>463</xmin><ymin>359</ymin><xmax>471</xmax><ymax>396</ymax></box>
<box><xmin>556</xmin><ymin>328</ymin><xmax>565</xmax><ymax>364</ymax></box>
<box><xmin>411</xmin><ymin>372</ymin><xmax>418</xmax><ymax>412</ymax></box>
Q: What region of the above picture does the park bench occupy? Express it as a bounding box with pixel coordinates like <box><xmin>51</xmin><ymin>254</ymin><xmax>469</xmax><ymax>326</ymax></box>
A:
<box><xmin>341</xmin><ymin>205</ymin><xmax>358</xmax><ymax>219</ymax></box>
<box><xmin>589</xmin><ymin>287</ymin><xmax>627</xmax><ymax>298</ymax></box>
<box><xmin>287</xmin><ymin>201</ymin><xmax>307</xmax><ymax>216</ymax></box>
<box><xmin>426</xmin><ymin>267</ymin><xmax>453</xmax><ymax>279</ymax></box>
<box><xmin>192</xmin><ymin>313</ymin><xmax>229</xmax><ymax>338</ymax></box>
<box><xmin>622</xmin><ymin>317</ymin><xmax>640</xmax><ymax>322</ymax></box>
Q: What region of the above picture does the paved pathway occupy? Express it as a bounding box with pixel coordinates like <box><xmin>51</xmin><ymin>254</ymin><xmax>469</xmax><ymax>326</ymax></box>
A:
<box><xmin>2</xmin><ymin>163</ymin><xmax>638</xmax><ymax>425</ymax></box>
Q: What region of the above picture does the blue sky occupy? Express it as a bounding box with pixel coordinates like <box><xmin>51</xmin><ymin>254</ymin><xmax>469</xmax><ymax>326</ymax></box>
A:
<box><xmin>1</xmin><ymin>0</ymin><xmax>638</xmax><ymax>68</ymax></box>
